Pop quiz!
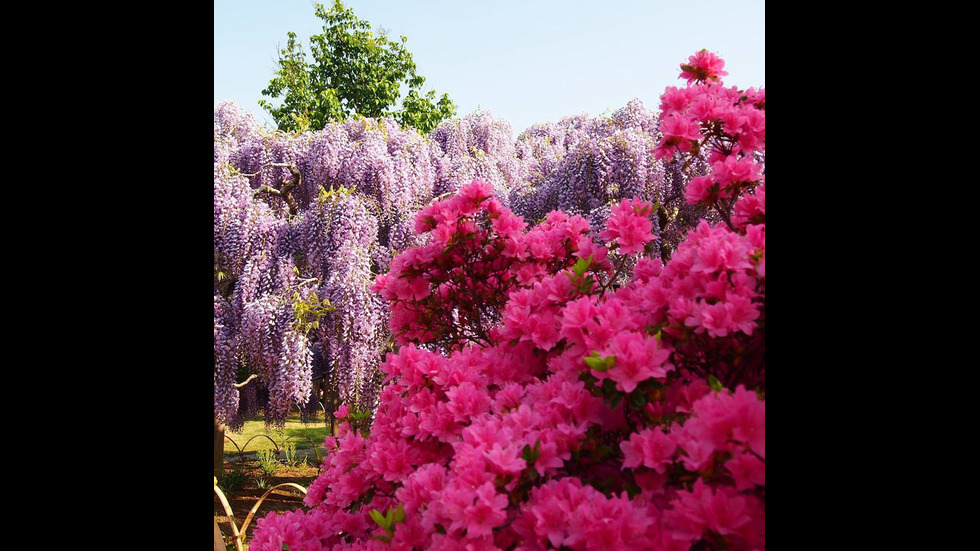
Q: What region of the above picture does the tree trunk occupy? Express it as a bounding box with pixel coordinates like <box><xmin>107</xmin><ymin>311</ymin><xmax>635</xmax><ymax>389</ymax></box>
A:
<box><xmin>214</xmin><ymin>415</ymin><xmax>225</xmax><ymax>478</ymax></box>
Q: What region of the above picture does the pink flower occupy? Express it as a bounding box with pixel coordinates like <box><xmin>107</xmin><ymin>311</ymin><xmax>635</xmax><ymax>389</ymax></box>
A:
<box><xmin>371</xmin><ymin>272</ymin><xmax>391</xmax><ymax>295</ymax></box>
<box><xmin>688</xmin><ymin>222</ymin><xmax>754</xmax><ymax>275</ymax></box>
<box><xmin>599</xmin><ymin>197</ymin><xmax>657</xmax><ymax>255</ymax></box>
<box><xmin>559</xmin><ymin>295</ymin><xmax>600</xmax><ymax>350</ymax></box>
<box><xmin>733</xmin><ymin>183</ymin><xmax>765</xmax><ymax>228</ymax></box>
<box><xmin>694</xmin><ymin>302</ymin><xmax>732</xmax><ymax>337</ymax></box>
<box><xmin>668</xmin><ymin>479</ymin><xmax>752</xmax><ymax>537</ymax></box>
<box><xmin>463</xmin><ymin>482</ymin><xmax>509</xmax><ymax>538</ymax></box>
<box><xmin>485</xmin><ymin>442</ymin><xmax>527</xmax><ymax>474</ymax></box>
<box><xmin>659</xmin><ymin>86</ymin><xmax>692</xmax><ymax>114</ymax></box>
<box><xmin>533</xmin><ymin>440</ymin><xmax>568</xmax><ymax>473</ymax></box>
<box><xmin>579</xmin><ymin>492</ymin><xmax>653</xmax><ymax>550</ymax></box>
<box><xmin>711</xmin><ymin>155</ymin><xmax>761</xmax><ymax>192</ymax></box>
<box><xmin>501</xmin><ymin>235</ymin><xmax>529</xmax><ymax>260</ymax></box>
<box><xmin>414</xmin><ymin>204</ymin><xmax>438</xmax><ymax>234</ymax></box>
<box><xmin>631</xmin><ymin>257</ymin><xmax>663</xmax><ymax>283</ymax></box>
<box><xmin>686</xmin><ymin>385</ymin><xmax>765</xmax><ymax>458</ymax></box>
<box><xmin>396</xmin><ymin>464</ymin><xmax>447</xmax><ymax>513</ymax></box>
<box><xmin>684</xmin><ymin>175</ymin><xmax>717</xmax><ymax>205</ymax></box>
<box><xmin>656</xmin><ymin>113</ymin><xmax>703</xmax><ymax>158</ymax></box>
<box><xmin>680</xmin><ymin>50</ymin><xmax>729</xmax><ymax>84</ymax></box>
<box><xmin>446</xmin><ymin>381</ymin><xmax>491</xmax><ymax>422</ymax></box>
<box><xmin>725</xmin><ymin>294</ymin><xmax>761</xmax><ymax>336</ymax></box>
<box><xmin>661</xmin><ymin>113</ymin><xmax>703</xmax><ymax>142</ymax></box>
<box><xmin>688</xmin><ymin>94</ymin><xmax>725</xmax><ymax>122</ymax></box>
<box><xmin>726</xmin><ymin>450</ymin><xmax>766</xmax><ymax>491</ymax></box>
<box><xmin>458</xmin><ymin>179</ymin><xmax>494</xmax><ymax>207</ymax></box>
<box><xmin>418</xmin><ymin>401</ymin><xmax>462</xmax><ymax>441</ymax></box>
<box><xmin>620</xmin><ymin>427</ymin><xmax>677</xmax><ymax>473</ymax></box>
<box><xmin>525</xmin><ymin>232</ymin><xmax>553</xmax><ymax>260</ymax></box>
<box><xmin>738</xmin><ymin>108</ymin><xmax>766</xmax><ymax>151</ymax></box>
<box><xmin>492</xmin><ymin>211</ymin><xmax>527</xmax><ymax>238</ymax></box>
<box><xmin>529</xmin><ymin>311</ymin><xmax>561</xmax><ymax>351</ymax></box>
<box><xmin>675</xmin><ymin>429</ymin><xmax>716</xmax><ymax>472</ymax></box>
<box><xmin>573</xmin><ymin>235</ymin><xmax>613</xmax><ymax>273</ymax></box>
<box><xmin>605</xmin><ymin>331</ymin><xmax>674</xmax><ymax>393</ymax></box>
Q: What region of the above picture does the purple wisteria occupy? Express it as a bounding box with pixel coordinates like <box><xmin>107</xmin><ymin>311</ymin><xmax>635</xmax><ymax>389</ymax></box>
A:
<box><xmin>214</xmin><ymin>96</ymin><xmax>728</xmax><ymax>429</ymax></box>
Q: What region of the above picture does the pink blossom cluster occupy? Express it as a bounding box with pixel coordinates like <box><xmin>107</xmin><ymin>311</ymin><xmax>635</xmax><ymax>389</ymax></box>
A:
<box><xmin>372</xmin><ymin>179</ymin><xmax>605</xmax><ymax>350</ymax></box>
<box><xmin>599</xmin><ymin>197</ymin><xmax>658</xmax><ymax>255</ymax></box>
<box><xmin>654</xmin><ymin>50</ymin><xmax>765</xmax><ymax>234</ymax></box>
<box><xmin>252</xmin><ymin>51</ymin><xmax>765</xmax><ymax>551</ymax></box>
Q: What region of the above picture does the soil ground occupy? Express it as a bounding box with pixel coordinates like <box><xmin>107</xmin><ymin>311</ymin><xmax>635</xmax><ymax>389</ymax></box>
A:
<box><xmin>214</xmin><ymin>453</ymin><xmax>321</xmax><ymax>549</ymax></box>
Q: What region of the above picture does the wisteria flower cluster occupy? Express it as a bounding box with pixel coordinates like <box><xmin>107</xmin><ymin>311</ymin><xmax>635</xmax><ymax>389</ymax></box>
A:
<box><xmin>251</xmin><ymin>49</ymin><xmax>764</xmax><ymax>548</ymax></box>
<box><xmin>214</xmin><ymin>82</ymin><xmax>725</xmax><ymax>429</ymax></box>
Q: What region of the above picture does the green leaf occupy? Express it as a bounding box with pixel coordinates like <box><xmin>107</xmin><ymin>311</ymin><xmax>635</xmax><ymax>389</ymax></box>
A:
<box><xmin>369</xmin><ymin>508</ymin><xmax>388</xmax><ymax>529</ymax></box>
<box><xmin>572</xmin><ymin>254</ymin><xmax>593</xmax><ymax>277</ymax></box>
<box><xmin>610</xmin><ymin>393</ymin><xmax>623</xmax><ymax>409</ymax></box>
<box><xmin>708</xmin><ymin>374</ymin><xmax>724</xmax><ymax>392</ymax></box>
<box><xmin>584</xmin><ymin>352</ymin><xmax>616</xmax><ymax>373</ymax></box>
<box><xmin>521</xmin><ymin>443</ymin><xmax>533</xmax><ymax>461</ymax></box>
<box><xmin>393</xmin><ymin>503</ymin><xmax>406</xmax><ymax>524</ymax></box>
<box><xmin>628</xmin><ymin>391</ymin><xmax>648</xmax><ymax>409</ymax></box>
<box><xmin>582</xmin><ymin>275</ymin><xmax>595</xmax><ymax>294</ymax></box>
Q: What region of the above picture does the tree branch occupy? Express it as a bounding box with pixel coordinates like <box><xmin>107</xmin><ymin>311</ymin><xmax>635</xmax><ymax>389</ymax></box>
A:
<box><xmin>234</xmin><ymin>374</ymin><xmax>259</xmax><ymax>389</ymax></box>
<box><xmin>241</xmin><ymin>162</ymin><xmax>299</xmax><ymax>178</ymax></box>
<box><xmin>251</xmin><ymin>164</ymin><xmax>302</xmax><ymax>216</ymax></box>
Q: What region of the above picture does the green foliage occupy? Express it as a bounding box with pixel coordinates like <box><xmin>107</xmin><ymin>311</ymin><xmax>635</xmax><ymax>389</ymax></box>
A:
<box><xmin>217</xmin><ymin>464</ymin><xmax>250</xmax><ymax>491</ymax></box>
<box><xmin>257</xmin><ymin>448</ymin><xmax>281</xmax><ymax>476</ymax></box>
<box><xmin>566</xmin><ymin>254</ymin><xmax>597</xmax><ymax>294</ymax></box>
<box><xmin>282</xmin><ymin>442</ymin><xmax>299</xmax><ymax>467</ymax></box>
<box><xmin>292</xmin><ymin>290</ymin><xmax>335</xmax><ymax>336</ymax></box>
<box><xmin>317</xmin><ymin>183</ymin><xmax>357</xmax><ymax>204</ymax></box>
<box><xmin>583</xmin><ymin>351</ymin><xmax>616</xmax><ymax>373</ymax></box>
<box><xmin>369</xmin><ymin>503</ymin><xmax>406</xmax><ymax>543</ymax></box>
<box><xmin>260</xmin><ymin>0</ymin><xmax>455</xmax><ymax>134</ymax></box>
<box><xmin>255</xmin><ymin>476</ymin><xmax>270</xmax><ymax>490</ymax></box>
<box><xmin>344</xmin><ymin>404</ymin><xmax>375</xmax><ymax>437</ymax></box>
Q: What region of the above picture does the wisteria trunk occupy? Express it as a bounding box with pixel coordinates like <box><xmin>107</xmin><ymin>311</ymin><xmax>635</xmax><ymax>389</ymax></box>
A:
<box><xmin>213</xmin><ymin>517</ymin><xmax>225</xmax><ymax>551</ymax></box>
<box><xmin>214</xmin><ymin>415</ymin><xmax>225</xmax><ymax>478</ymax></box>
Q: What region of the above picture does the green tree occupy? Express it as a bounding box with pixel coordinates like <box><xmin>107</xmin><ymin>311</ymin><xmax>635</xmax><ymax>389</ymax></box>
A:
<box><xmin>259</xmin><ymin>0</ymin><xmax>456</xmax><ymax>134</ymax></box>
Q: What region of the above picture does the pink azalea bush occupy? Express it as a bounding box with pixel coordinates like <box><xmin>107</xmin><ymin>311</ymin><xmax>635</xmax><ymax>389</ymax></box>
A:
<box><xmin>251</xmin><ymin>50</ymin><xmax>765</xmax><ymax>551</ymax></box>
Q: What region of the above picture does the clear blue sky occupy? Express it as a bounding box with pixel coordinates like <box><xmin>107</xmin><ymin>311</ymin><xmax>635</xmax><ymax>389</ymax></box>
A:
<box><xmin>214</xmin><ymin>0</ymin><xmax>765</xmax><ymax>136</ymax></box>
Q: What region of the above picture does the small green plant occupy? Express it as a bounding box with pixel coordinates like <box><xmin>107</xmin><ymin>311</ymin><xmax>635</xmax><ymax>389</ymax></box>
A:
<box><xmin>217</xmin><ymin>465</ymin><xmax>250</xmax><ymax>491</ymax></box>
<box><xmin>283</xmin><ymin>442</ymin><xmax>304</xmax><ymax>467</ymax></box>
<box><xmin>257</xmin><ymin>448</ymin><xmax>280</xmax><ymax>477</ymax></box>
<box><xmin>255</xmin><ymin>476</ymin><xmax>269</xmax><ymax>490</ymax></box>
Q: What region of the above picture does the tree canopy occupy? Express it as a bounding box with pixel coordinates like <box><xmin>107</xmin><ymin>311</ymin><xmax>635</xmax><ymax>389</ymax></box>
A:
<box><xmin>259</xmin><ymin>0</ymin><xmax>456</xmax><ymax>134</ymax></box>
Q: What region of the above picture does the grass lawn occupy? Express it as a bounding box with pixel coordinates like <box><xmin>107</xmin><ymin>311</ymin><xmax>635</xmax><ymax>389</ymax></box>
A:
<box><xmin>223</xmin><ymin>412</ymin><xmax>330</xmax><ymax>458</ymax></box>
